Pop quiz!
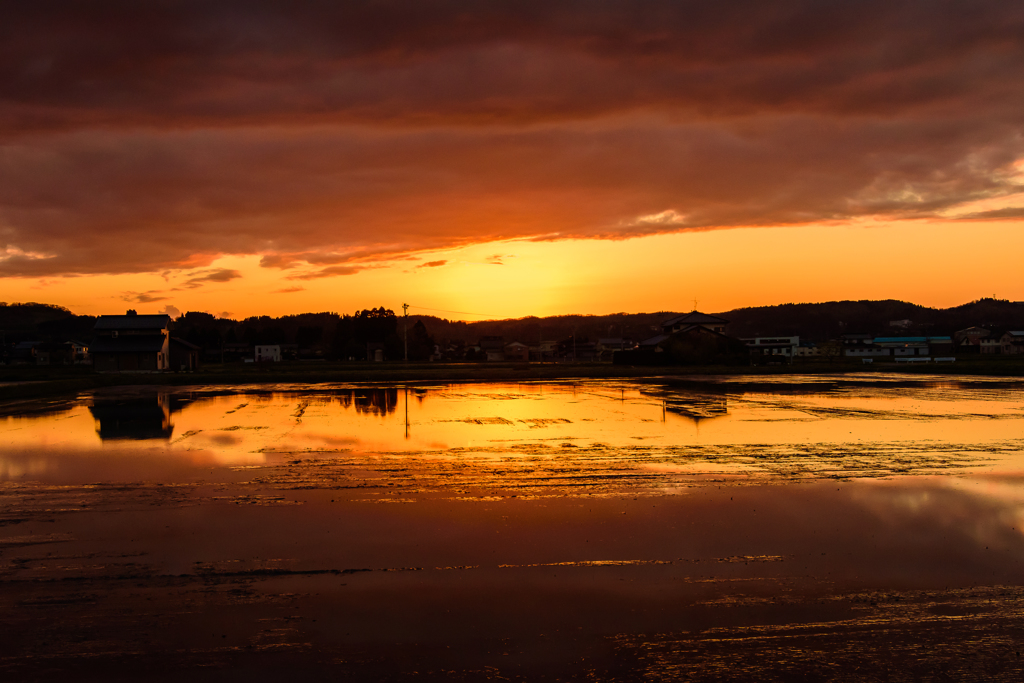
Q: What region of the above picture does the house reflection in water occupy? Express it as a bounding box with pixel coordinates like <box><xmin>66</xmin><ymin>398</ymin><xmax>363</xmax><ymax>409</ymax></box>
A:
<box><xmin>663</xmin><ymin>393</ymin><xmax>729</xmax><ymax>424</ymax></box>
<box><xmin>335</xmin><ymin>388</ymin><xmax>399</xmax><ymax>416</ymax></box>
<box><xmin>89</xmin><ymin>393</ymin><xmax>175</xmax><ymax>440</ymax></box>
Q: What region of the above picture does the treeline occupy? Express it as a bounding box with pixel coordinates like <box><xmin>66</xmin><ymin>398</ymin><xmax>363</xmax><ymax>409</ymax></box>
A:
<box><xmin>5</xmin><ymin>298</ymin><xmax>1024</xmax><ymax>356</ymax></box>
<box><xmin>176</xmin><ymin>308</ymin><xmax>435</xmax><ymax>361</ymax></box>
<box><xmin>0</xmin><ymin>303</ymin><xmax>97</xmax><ymax>344</ymax></box>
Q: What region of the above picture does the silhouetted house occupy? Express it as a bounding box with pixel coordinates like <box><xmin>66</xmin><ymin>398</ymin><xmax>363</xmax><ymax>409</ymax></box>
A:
<box><xmin>222</xmin><ymin>342</ymin><xmax>253</xmax><ymax>362</ymax></box>
<box><xmin>865</xmin><ymin>336</ymin><xmax>954</xmax><ymax>358</ymax></box>
<box><xmin>841</xmin><ymin>333</ymin><xmax>874</xmax><ymax>347</ymax></box>
<box><xmin>841</xmin><ymin>334</ymin><xmax>887</xmax><ymax>358</ymax></box>
<box><xmin>503</xmin><ymin>341</ymin><xmax>529</xmax><ymax>361</ymax></box>
<box><xmin>255</xmin><ymin>344</ymin><xmax>281</xmax><ymax>362</ymax></box>
<box><xmin>68</xmin><ymin>340</ymin><xmax>90</xmax><ymax>364</ymax></box>
<box><xmin>479</xmin><ymin>336</ymin><xmax>505</xmax><ymax>361</ymax></box>
<box><xmin>39</xmin><ymin>341</ymin><xmax>78</xmax><ymax>365</ymax></box>
<box><xmin>638</xmin><ymin>334</ymin><xmax>671</xmax><ymax>351</ymax></box>
<box><xmin>169</xmin><ymin>337</ymin><xmax>200</xmax><ymax>371</ymax></box>
<box><xmin>660</xmin><ymin>311</ymin><xmax>728</xmax><ymax>335</ymax></box>
<box><xmin>980</xmin><ymin>333</ymin><xmax>1003</xmax><ymax>355</ymax></box>
<box><xmin>91</xmin><ymin>313</ymin><xmax>170</xmax><ymax>373</ymax></box>
<box><xmin>795</xmin><ymin>341</ymin><xmax>820</xmax><ymax>357</ymax></box>
<box><xmin>928</xmin><ymin>336</ymin><xmax>954</xmax><ymax>356</ymax></box>
<box><xmin>597</xmin><ymin>338</ymin><xmax>634</xmax><ymax>361</ymax></box>
<box><xmin>625</xmin><ymin>322</ymin><xmax>745</xmax><ymax>366</ymax></box>
<box><xmin>954</xmin><ymin>326</ymin><xmax>989</xmax><ymax>353</ymax></box>
<box><xmin>745</xmin><ymin>336</ymin><xmax>799</xmax><ymax>363</ymax></box>
<box><xmin>872</xmin><ymin>336</ymin><xmax>930</xmax><ymax>357</ymax></box>
<box><xmin>529</xmin><ymin>340</ymin><xmax>559</xmax><ymax>361</ymax></box>
<box><xmin>11</xmin><ymin>341</ymin><xmax>43</xmax><ymax>365</ymax></box>
<box><xmin>1001</xmin><ymin>331</ymin><xmax>1024</xmax><ymax>355</ymax></box>
<box><xmin>574</xmin><ymin>340</ymin><xmax>599</xmax><ymax>361</ymax></box>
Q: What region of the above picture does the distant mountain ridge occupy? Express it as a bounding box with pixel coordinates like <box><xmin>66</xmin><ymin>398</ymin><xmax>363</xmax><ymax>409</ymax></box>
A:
<box><xmin>717</xmin><ymin>298</ymin><xmax>1024</xmax><ymax>341</ymax></box>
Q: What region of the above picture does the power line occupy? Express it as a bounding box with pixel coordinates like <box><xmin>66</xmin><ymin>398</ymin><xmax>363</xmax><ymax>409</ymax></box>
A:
<box><xmin>407</xmin><ymin>304</ymin><xmax>501</xmax><ymax>319</ymax></box>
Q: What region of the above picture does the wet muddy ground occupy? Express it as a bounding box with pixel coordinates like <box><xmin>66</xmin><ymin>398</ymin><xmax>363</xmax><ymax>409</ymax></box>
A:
<box><xmin>4</xmin><ymin>375</ymin><xmax>1024</xmax><ymax>680</ymax></box>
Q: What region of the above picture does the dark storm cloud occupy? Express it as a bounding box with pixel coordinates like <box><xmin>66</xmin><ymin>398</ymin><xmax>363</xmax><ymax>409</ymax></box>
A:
<box><xmin>1</xmin><ymin>1</ymin><xmax>1023</xmax><ymax>276</ymax></box>
<box><xmin>5</xmin><ymin>1</ymin><xmax>1024</xmax><ymax>128</ymax></box>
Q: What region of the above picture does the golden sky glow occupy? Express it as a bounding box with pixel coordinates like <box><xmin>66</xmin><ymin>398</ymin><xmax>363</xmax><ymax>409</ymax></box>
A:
<box><xmin>5</xmin><ymin>219</ymin><xmax>1024</xmax><ymax>320</ymax></box>
<box><xmin>2</xmin><ymin>2</ymin><xmax>1023</xmax><ymax>319</ymax></box>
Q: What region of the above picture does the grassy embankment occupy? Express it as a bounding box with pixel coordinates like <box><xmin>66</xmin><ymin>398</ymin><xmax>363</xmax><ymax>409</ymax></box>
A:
<box><xmin>2</xmin><ymin>355</ymin><xmax>1024</xmax><ymax>405</ymax></box>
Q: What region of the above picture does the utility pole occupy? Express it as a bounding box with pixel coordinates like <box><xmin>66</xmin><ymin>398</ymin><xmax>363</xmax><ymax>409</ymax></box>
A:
<box><xmin>402</xmin><ymin>303</ymin><xmax>409</xmax><ymax>362</ymax></box>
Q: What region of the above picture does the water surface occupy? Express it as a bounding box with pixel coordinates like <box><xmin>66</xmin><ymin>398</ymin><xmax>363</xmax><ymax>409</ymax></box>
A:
<box><xmin>3</xmin><ymin>375</ymin><xmax>1024</xmax><ymax>680</ymax></box>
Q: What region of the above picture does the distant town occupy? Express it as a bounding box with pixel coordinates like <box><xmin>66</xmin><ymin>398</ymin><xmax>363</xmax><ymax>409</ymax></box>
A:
<box><xmin>3</xmin><ymin>298</ymin><xmax>1024</xmax><ymax>372</ymax></box>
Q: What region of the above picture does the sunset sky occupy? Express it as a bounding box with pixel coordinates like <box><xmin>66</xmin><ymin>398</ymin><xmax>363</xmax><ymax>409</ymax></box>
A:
<box><xmin>3</xmin><ymin>1</ymin><xmax>1024</xmax><ymax>320</ymax></box>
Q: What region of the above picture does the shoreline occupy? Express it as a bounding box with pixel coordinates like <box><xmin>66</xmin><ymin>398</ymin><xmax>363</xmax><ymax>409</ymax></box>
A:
<box><xmin>3</xmin><ymin>358</ymin><xmax>1024</xmax><ymax>406</ymax></box>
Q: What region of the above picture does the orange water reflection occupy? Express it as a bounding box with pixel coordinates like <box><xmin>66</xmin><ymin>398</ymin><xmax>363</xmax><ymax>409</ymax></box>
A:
<box><xmin>2</xmin><ymin>378</ymin><xmax>1024</xmax><ymax>484</ymax></box>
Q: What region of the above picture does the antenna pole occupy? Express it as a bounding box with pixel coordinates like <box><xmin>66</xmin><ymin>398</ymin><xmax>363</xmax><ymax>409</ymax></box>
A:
<box><xmin>402</xmin><ymin>303</ymin><xmax>409</xmax><ymax>362</ymax></box>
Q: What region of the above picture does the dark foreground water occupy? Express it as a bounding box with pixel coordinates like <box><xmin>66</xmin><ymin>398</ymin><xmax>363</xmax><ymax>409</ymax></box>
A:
<box><xmin>4</xmin><ymin>375</ymin><xmax>1024</xmax><ymax>680</ymax></box>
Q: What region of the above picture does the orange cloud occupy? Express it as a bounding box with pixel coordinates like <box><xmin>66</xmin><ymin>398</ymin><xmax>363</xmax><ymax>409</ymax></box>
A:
<box><xmin>0</xmin><ymin>2</ymin><xmax>1022</xmax><ymax>282</ymax></box>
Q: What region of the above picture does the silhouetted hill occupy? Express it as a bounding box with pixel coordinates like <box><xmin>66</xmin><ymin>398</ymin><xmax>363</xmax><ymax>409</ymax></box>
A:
<box><xmin>416</xmin><ymin>312</ymin><xmax>683</xmax><ymax>346</ymax></box>
<box><xmin>6</xmin><ymin>299</ymin><xmax>1024</xmax><ymax>352</ymax></box>
<box><xmin>719</xmin><ymin>298</ymin><xmax>1024</xmax><ymax>340</ymax></box>
<box><xmin>420</xmin><ymin>299</ymin><xmax>1024</xmax><ymax>344</ymax></box>
<box><xmin>0</xmin><ymin>302</ymin><xmax>73</xmax><ymax>329</ymax></box>
<box><xmin>0</xmin><ymin>302</ymin><xmax>97</xmax><ymax>344</ymax></box>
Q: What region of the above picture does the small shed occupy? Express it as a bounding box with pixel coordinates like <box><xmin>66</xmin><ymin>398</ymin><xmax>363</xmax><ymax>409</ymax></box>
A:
<box><xmin>170</xmin><ymin>337</ymin><xmax>201</xmax><ymax>371</ymax></box>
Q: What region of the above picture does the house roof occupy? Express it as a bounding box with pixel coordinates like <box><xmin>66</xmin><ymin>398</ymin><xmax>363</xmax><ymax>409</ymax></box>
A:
<box><xmin>662</xmin><ymin>311</ymin><xmax>728</xmax><ymax>327</ymax></box>
<box><xmin>94</xmin><ymin>314</ymin><xmax>170</xmax><ymax>331</ymax></box>
<box><xmin>747</xmin><ymin>341</ymin><xmax>797</xmax><ymax>348</ymax></box>
<box><xmin>640</xmin><ymin>325</ymin><xmax>731</xmax><ymax>348</ymax></box>
<box><xmin>674</xmin><ymin>324</ymin><xmax>731</xmax><ymax>338</ymax></box>
<box><xmin>639</xmin><ymin>334</ymin><xmax>670</xmax><ymax>347</ymax></box>
<box><xmin>872</xmin><ymin>337</ymin><xmax>928</xmax><ymax>343</ymax></box>
<box><xmin>170</xmin><ymin>337</ymin><xmax>201</xmax><ymax>350</ymax></box>
<box><xmin>90</xmin><ymin>337</ymin><xmax>166</xmax><ymax>353</ymax></box>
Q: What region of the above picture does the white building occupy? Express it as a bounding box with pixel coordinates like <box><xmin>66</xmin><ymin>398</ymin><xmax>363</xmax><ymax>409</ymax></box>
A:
<box><xmin>255</xmin><ymin>345</ymin><xmax>281</xmax><ymax>362</ymax></box>
<box><xmin>745</xmin><ymin>336</ymin><xmax>800</xmax><ymax>358</ymax></box>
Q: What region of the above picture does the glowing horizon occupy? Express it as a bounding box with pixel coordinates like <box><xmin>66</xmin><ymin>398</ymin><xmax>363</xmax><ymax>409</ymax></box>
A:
<box><xmin>2</xmin><ymin>3</ymin><xmax>1023</xmax><ymax>318</ymax></box>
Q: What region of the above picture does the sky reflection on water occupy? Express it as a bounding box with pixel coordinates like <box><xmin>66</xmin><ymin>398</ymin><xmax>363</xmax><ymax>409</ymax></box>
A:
<box><xmin>5</xmin><ymin>377</ymin><xmax>1024</xmax><ymax>678</ymax></box>
<box><xmin>3</xmin><ymin>378</ymin><xmax>1024</xmax><ymax>481</ymax></box>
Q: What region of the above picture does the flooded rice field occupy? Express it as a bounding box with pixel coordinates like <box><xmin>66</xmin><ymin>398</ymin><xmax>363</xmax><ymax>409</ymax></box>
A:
<box><xmin>4</xmin><ymin>374</ymin><xmax>1024</xmax><ymax>680</ymax></box>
